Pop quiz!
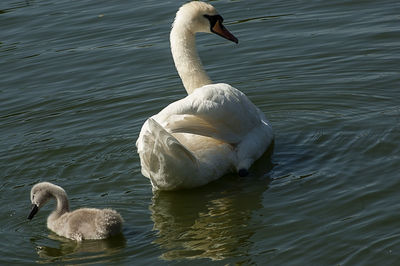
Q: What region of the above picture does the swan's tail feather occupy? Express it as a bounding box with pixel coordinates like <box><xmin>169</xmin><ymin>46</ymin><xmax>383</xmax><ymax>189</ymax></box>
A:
<box><xmin>137</xmin><ymin>118</ymin><xmax>198</xmax><ymax>190</ymax></box>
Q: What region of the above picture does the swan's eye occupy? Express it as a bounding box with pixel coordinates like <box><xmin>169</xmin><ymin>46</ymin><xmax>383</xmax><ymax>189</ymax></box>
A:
<box><xmin>204</xmin><ymin>14</ymin><xmax>224</xmax><ymax>29</ymax></box>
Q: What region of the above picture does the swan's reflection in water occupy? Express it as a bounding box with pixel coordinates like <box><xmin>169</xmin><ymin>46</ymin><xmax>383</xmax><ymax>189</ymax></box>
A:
<box><xmin>151</xmin><ymin>150</ymin><xmax>273</xmax><ymax>261</ymax></box>
<box><xmin>31</xmin><ymin>232</ymin><xmax>126</xmax><ymax>263</ymax></box>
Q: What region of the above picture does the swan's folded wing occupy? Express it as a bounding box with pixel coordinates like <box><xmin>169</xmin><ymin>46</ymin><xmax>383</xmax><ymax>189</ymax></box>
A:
<box><xmin>139</xmin><ymin>118</ymin><xmax>197</xmax><ymax>164</ymax></box>
<box><xmin>137</xmin><ymin>118</ymin><xmax>199</xmax><ymax>189</ymax></box>
<box><xmin>166</xmin><ymin>114</ymin><xmax>241</xmax><ymax>144</ymax></box>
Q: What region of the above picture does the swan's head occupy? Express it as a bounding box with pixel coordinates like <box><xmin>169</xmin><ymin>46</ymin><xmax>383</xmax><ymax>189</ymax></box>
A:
<box><xmin>28</xmin><ymin>182</ymin><xmax>63</xmax><ymax>220</ymax></box>
<box><xmin>173</xmin><ymin>1</ymin><xmax>238</xmax><ymax>43</ymax></box>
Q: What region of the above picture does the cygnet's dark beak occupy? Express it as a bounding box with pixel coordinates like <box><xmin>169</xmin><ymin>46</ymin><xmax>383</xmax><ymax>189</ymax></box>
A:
<box><xmin>28</xmin><ymin>204</ymin><xmax>39</xmax><ymax>220</ymax></box>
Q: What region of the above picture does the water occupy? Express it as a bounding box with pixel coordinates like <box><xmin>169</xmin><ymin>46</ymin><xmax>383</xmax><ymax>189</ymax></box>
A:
<box><xmin>1</xmin><ymin>0</ymin><xmax>399</xmax><ymax>264</ymax></box>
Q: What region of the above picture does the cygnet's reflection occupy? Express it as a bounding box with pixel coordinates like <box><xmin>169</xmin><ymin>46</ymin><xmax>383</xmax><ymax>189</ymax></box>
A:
<box><xmin>151</xmin><ymin>149</ymin><xmax>273</xmax><ymax>261</ymax></box>
<box><xmin>31</xmin><ymin>232</ymin><xmax>126</xmax><ymax>263</ymax></box>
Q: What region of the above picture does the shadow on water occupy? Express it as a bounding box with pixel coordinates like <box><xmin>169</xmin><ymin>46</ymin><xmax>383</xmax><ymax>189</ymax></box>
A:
<box><xmin>30</xmin><ymin>232</ymin><xmax>126</xmax><ymax>264</ymax></box>
<box><xmin>150</xmin><ymin>146</ymin><xmax>274</xmax><ymax>261</ymax></box>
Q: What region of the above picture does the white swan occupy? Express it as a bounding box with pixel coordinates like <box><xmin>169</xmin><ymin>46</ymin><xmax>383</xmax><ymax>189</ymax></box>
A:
<box><xmin>136</xmin><ymin>1</ymin><xmax>273</xmax><ymax>191</ymax></box>
<box><xmin>28</xmin><ymin>182</ymin><xmax>123</xmax><ymax>241</ymax></box>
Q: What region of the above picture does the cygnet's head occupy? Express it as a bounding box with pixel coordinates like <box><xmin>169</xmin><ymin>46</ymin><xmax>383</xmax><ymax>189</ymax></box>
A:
<box><xmin>28</xmin><ymin>182</ymin><xmax>65</xmax><ymax>220</ymax></box>
<box><xmin>173</xmin><ymin>1</ymin><xmax>238</xmax><ymax>43</ymax></box>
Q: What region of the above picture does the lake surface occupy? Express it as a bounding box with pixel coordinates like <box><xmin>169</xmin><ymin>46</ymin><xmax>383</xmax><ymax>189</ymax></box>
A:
<box><xmin>1</xmin><ymin>0</ymin><xmax>399</xmax><ymax>264</ymax></box>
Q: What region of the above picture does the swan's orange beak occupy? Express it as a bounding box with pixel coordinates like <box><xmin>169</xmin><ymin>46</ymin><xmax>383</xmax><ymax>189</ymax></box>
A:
<box><xmin>212</xmin><ymin>20</ymin><xmax>238</xmax><ymax>44</ymax></box>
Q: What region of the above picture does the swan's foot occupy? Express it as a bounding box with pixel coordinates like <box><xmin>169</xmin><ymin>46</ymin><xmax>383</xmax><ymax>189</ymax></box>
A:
<box><xmin>238</xmin><ymin>168</ymin><xmax>249</xmax><ymax>177</ymax></box>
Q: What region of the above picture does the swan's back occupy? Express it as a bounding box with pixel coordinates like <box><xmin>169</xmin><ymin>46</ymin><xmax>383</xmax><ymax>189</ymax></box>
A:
<box><xmin>137</xmin><ymin>84</ymin><xmax>273</xmax><ymax>190</ymax></box>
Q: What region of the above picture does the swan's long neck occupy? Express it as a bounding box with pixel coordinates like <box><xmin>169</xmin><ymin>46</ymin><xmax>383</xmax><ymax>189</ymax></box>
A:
<box><xmin>170</xmin><ymin>24</ymin><xmax>212</xmax><ymax>94</ymax></box>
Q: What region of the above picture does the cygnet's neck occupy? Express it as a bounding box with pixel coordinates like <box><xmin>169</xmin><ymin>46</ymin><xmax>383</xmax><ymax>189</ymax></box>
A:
<box><xmin>49</xmin><ymin>187</ymin><xmax>70</xmax><ymax>219</ymax></box>
<box><xmin>170</xmin><ymin>24</ymin><xmax>212</xmax><ymax>94</ymax></box>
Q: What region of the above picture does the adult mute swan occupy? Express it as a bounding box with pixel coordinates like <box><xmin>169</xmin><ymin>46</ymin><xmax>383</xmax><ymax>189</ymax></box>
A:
<box><xmin>28</xmin><ymin>182</ymin><xmax>123</xmax><ymax>241</ymax></box>
<box><xmin>136</xmin><ymin>1</ymin><xmax>273</xmax><ymax>191</ymax></box>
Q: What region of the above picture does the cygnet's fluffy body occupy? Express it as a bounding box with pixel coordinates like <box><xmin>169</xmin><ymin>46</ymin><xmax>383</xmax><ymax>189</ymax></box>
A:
<box><xmin>28</xmin><ymin>182</ymin><xmax>123</xmax><ymax>241</ymax></box>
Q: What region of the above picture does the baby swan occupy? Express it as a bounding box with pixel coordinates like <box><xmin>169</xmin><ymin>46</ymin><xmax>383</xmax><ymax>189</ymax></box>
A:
<box><xmin>28</xmin><ymin>182</ymin><xmax>123</xmax><ymax>241</ymax></box>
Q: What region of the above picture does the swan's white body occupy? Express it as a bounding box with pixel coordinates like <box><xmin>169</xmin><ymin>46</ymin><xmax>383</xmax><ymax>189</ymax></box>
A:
<box><xmin>136</xmin><ymin>1</ymin><xmax>273</xmax><ymax>191</ymax></box>
<box><xmin>28</xmin><ymin>182</ymin><xmax>123</xmax><ymax>241</ymax></box>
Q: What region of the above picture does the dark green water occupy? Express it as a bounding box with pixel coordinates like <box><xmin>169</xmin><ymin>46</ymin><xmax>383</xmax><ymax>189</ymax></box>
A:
<box><xmin>1</xmin><ymin>0</ymin><xmax>399</xmax><ymax>264</ymax></box>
